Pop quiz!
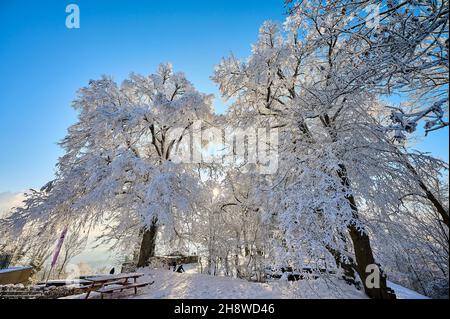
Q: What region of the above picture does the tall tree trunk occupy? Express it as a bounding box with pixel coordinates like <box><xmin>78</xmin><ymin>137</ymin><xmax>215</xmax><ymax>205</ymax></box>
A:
<box><xmin>137</xmin><ymin>218</ymin><xmax>158</xmax><ymax>268</ymax></box>
<box><xmin>305</xmin><ymin>111</ymin><xmax>395</xmax><ymax>298</ymax></box>
<box><xmin>338</xmin><ymin>164</ymin><xmax>396</xmax><ymax>299</ymax></box>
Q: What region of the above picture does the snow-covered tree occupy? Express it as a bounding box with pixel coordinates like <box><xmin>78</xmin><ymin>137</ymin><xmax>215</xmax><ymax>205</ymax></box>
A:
<box><xmin>285</xmin><ymin>0</ymin><xmax>449</xmax><ymax>137</ymax></box>
<box><xmin>191</xmin><ymin>169</ymin><xmax>270</xmax><ymax>281</ymax></box>
<box><xmin>212</xmin><ymin>18</ymin><xmax>448</xmax><ymax>298</ymax></box>
<box><xmin>4</xmin><ymin>64</ymin><xmax>214</xmax><ymax>267</ymax></box>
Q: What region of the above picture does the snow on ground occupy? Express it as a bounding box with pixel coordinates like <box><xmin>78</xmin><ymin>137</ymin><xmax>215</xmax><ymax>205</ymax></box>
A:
<box><xmin>129</xmin><ymin>268</ymin><xmax>367</xmax><ymax>299</ymax></box>
<box><xmin>63</xmin><ymin>265</ymin><xmax>428</xmax><ymax>299</ymax></box>
<box><xmin>65</xmin><ymin>266</ymin><xmax>365</xmax><ymax>299</ymax></box>
<box><xmin>387</xmin><ymin>281</ymin><xmax>430</xmax><ymax>299</ymax></box>
<box><xmin>0</xmin><ymin>266</ymin><xmax>32</xmax><ymax>274</ymax></box>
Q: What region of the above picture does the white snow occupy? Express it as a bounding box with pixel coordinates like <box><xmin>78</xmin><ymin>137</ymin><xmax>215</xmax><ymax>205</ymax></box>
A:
<box><xmin>62</xmin><ymin>266</ymin><xmax>429</xmax><ymax>299</ymax></box>
<box><xmin>63</xmin><ymin>266</ymin><xmax>366</xmax><ymax>299</ymax></box>
<box><xmin>0</xmin><ymin>266</ymin><xmax>32</xmax><ymax>274</ymax></box>
<box><xmin>387</xmin><ymin>281</ymin><xmax>430</xmax><ymax>300</ymax></box>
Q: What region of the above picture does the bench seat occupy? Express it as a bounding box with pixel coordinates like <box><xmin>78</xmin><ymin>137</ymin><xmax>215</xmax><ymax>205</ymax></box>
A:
<box><xmin>97</xmin><ymin>281</ymin><xmax>154</xmax><ymax>297</ymax></box>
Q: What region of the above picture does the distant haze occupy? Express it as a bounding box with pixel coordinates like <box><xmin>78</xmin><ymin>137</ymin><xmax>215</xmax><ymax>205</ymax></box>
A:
<box><xmin>0</xmin><ymin>191</ymin><xmax>117</xmax><ymax>271</ymax></box>
<box><xmin>0</xmin><ymin>192</ymin><xmax>25</xmax><ymax>218</ymax></box>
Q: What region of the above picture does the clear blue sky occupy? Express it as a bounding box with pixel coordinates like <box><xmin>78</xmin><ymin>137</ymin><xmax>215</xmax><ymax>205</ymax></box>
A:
<box><xmin>0</xmin><ymin>0</ymin><xmax>448</xmax><ymax>193</ymax></box>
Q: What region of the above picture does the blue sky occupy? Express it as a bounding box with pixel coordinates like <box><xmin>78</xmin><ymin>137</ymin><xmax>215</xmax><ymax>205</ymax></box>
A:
<box><xmin>0</xmin><ymin>0</ymin><xmax>448</xmax><ymax>193</ymax></box>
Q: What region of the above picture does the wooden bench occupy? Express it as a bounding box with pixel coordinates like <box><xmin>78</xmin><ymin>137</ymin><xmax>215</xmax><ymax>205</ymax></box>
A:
<box><xmin>97</xmin><ymin>281</ymin><xmax>154</xmax><ymax>299</ymax></box>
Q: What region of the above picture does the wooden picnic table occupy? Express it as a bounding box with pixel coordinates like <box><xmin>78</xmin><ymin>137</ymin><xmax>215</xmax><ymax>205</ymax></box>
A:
<box><xmin>80</xmin><ymin>273</ymin><xmax>151</xmax><ymax>299</ymax></box>
<box><xmin>84</xmin><ymin>272</ymin><xmax>144</xmax><ymax>283</ymax></box>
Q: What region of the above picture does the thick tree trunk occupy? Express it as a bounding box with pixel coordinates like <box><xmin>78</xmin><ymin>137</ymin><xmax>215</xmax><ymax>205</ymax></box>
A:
<box><xmin>137</xmin><ymin>218</ymin><xmax>158</xmax><ymax>268</ymax></box>
<box><xmin>338</xmin><ymin>164</ymin><xmax>396</xmax><ymax>299</ymax></box>
<box><xmin>298</xmin><ymin>112</ymin><xmax>396</xmax><ymax>298</ymax></box>
<box><xmin>348</xmin><ymin>223</ymin><xmax>395</xmax><ymax>299</ymax></box>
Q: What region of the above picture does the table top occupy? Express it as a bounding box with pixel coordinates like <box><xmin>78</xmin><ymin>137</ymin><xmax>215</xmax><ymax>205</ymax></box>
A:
<box><xmin>39</xmin><ymin>279</ymin><xmax>93</xmax><ymax>286</ymax></box>
<box><xmin>83</xmin><ymin>273</ymin><xmax>144</xmax><ymax>283</ymax></box>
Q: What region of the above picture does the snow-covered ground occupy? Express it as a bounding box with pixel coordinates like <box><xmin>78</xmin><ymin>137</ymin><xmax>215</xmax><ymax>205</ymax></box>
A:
<box><xmin>130</xmin><ymin>268</ymin><xmax>366</xmax><ymax>299</ymax></box>
<box><xmin>387</xmin><ymin>281</ymin><xmax>430</xmax><ymax>300</ymax></box>
<box><xmin>63</xmin><ymin>265</ymin><xmax>429</xmax><ymax>299</ymax></box>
